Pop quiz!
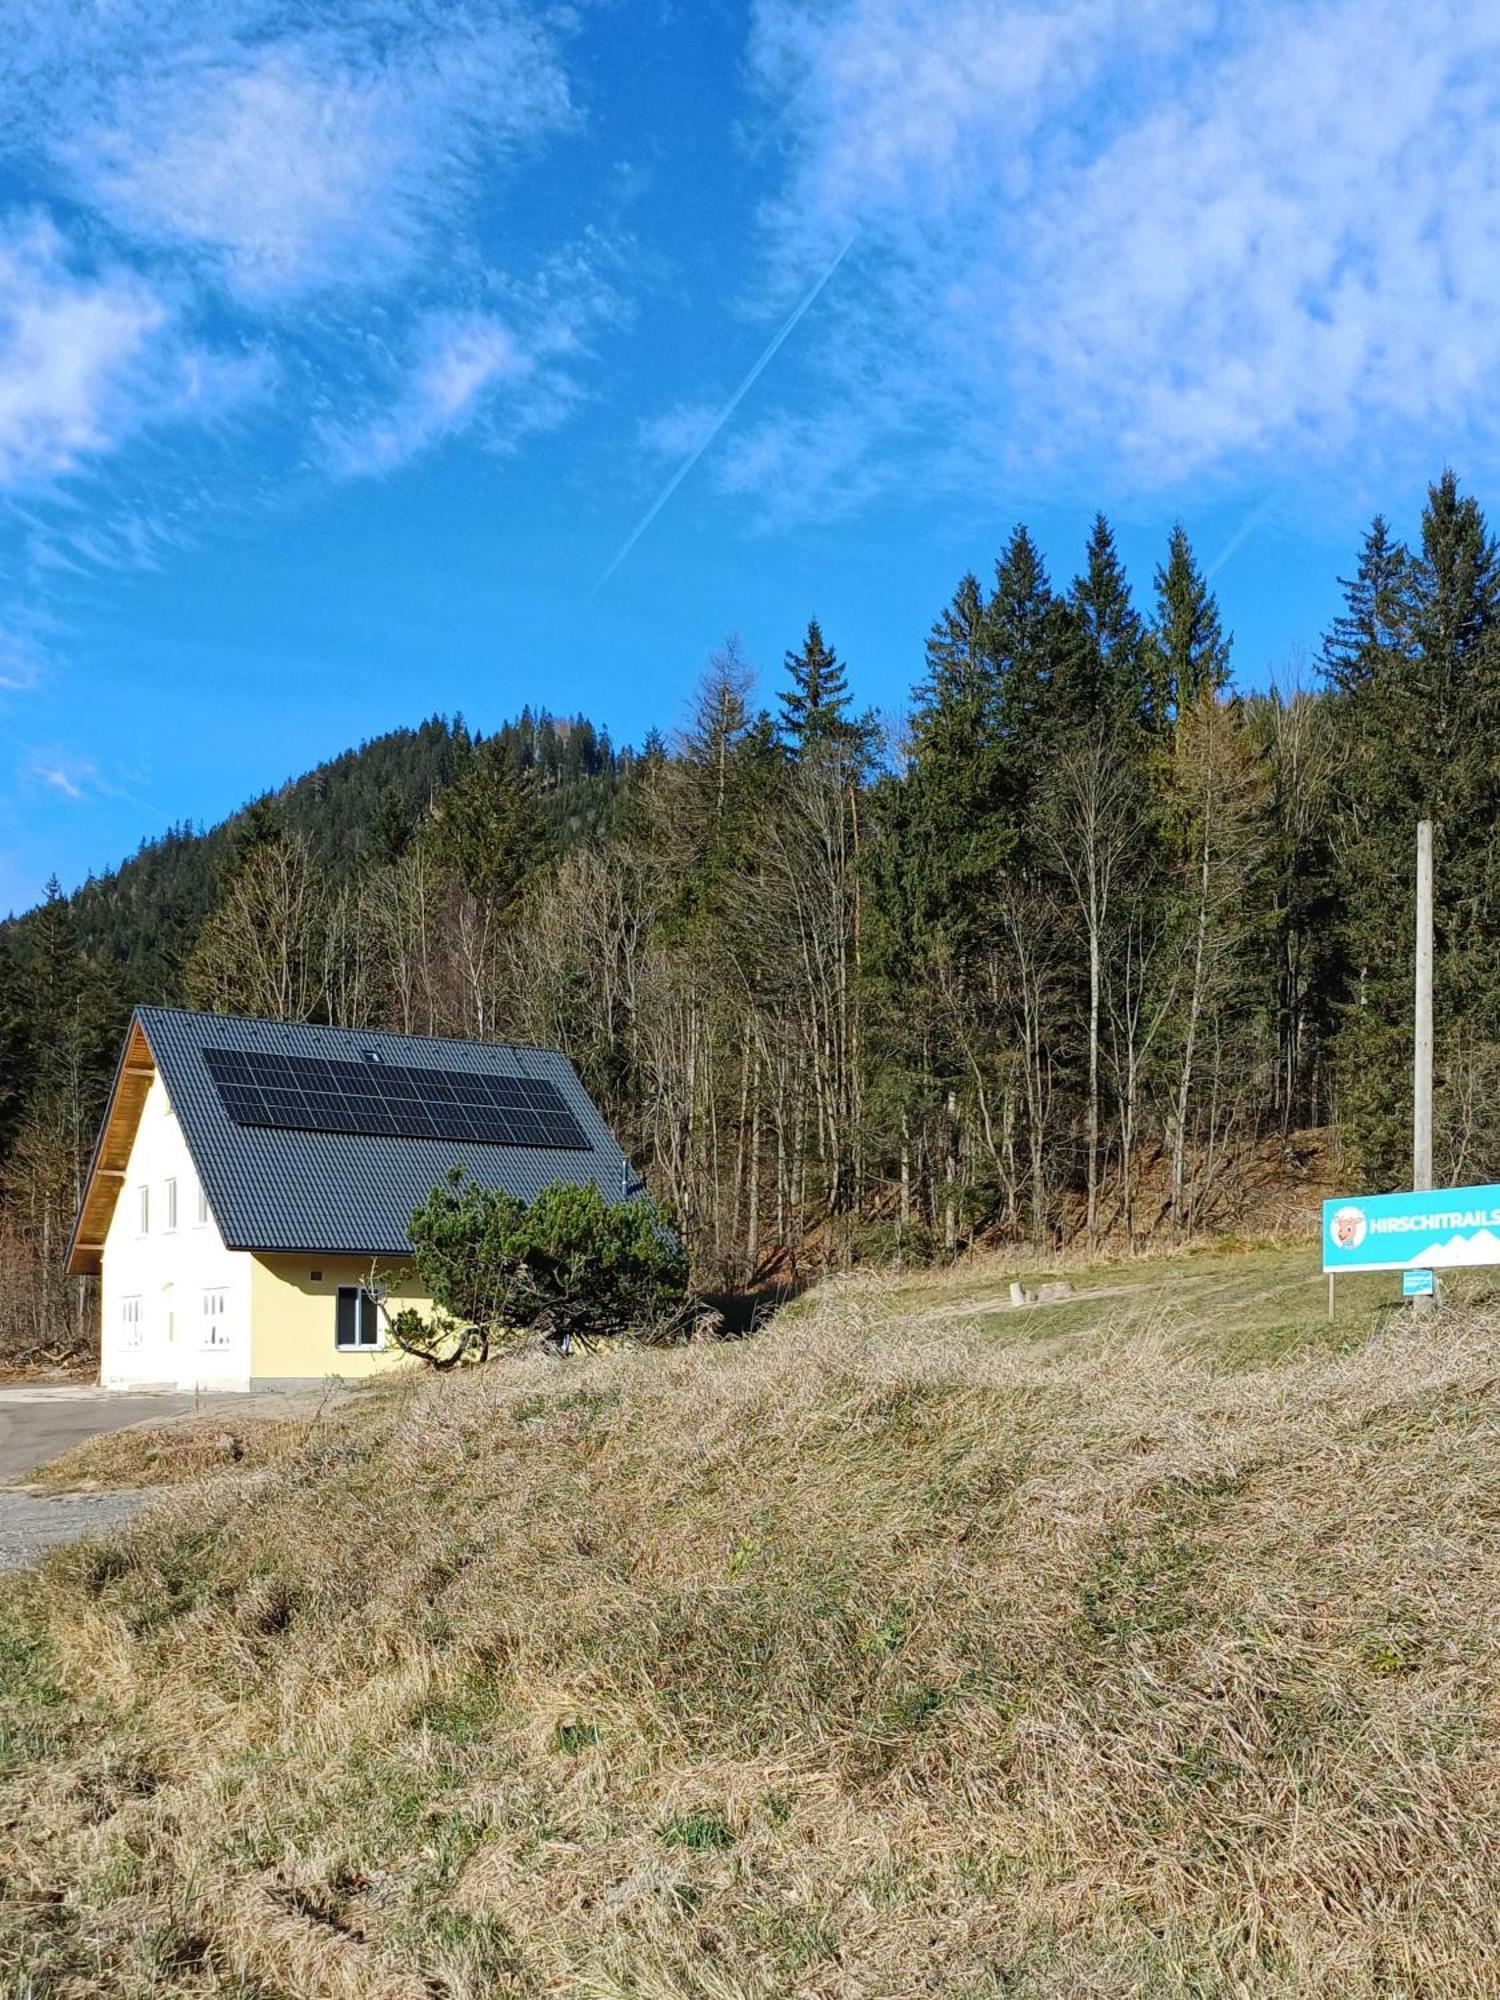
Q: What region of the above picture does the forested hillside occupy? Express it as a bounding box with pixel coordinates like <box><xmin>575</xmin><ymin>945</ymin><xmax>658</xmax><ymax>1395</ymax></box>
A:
<box><xmin>4</xmin><ymin>471</ymin><xmax>1498</xmax><ymax>1360</ymax></box>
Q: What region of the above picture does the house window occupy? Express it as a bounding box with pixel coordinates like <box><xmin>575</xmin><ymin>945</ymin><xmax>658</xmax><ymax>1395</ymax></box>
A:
<box><xmin>335</xmin><ymin>1286</ymin><xmax>380</xmax><ymax>1351</ymax></box>
<box><xmin>137</xmin><ymin>1184</ymin><xmax>149</xmax><ymax>1234</ymax></box>
<box><xmin>121</xmin><ymin>1296</ymin><xmax>142</xmax><ymax>1348</ymax></box>
<box><xmin>196</xmin><ymin>1184</ymin><xmax>209</xmax><ymax>1226</ymax></box>
<box><xmin>165</xmin><ymin>1178</ymin><xmax>177</xmax><ymax>1231</ymax></box>
<box><xmin>201</xmin><ymin>1288</ymin><xmax>229</xmax><ymax>1348</ymax></box>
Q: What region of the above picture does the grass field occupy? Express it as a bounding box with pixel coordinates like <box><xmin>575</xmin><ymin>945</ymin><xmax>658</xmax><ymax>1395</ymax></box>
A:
<box><xmin>4</xmin><ymin>1240</ymin><xmax>1500</xmax><ymax>1996</ymax></box>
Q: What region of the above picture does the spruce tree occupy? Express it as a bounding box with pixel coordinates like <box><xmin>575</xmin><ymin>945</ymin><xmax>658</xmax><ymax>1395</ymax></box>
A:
<box><xmin>1066</xmin><ymin>513</ymin><xmax>1150</xmax><ymax>727</ymax></box>
<box><xmin>17</xmin><ymin>878</ymin><xmax>116</xmax><ymax>1184</ymax></box>
<box><xmin>427</xmin><ymin>737</ymin><xmax>544</xmax><ymax>909</ymax></box>
<box><xmin>369</xmin><ymin>785</ymin><xmax>415</xmax><ymax>866</ymax></box>
<box><xmin>225</xmin><ymin>794</ymin><xmax>289</xmax><ymax>871</ymax></box>
<box><xmin>1328</xmin><ymin>475</ymin><xmax>1500</xmax><ymax>1182</ymax></box>
<box><xmin>1411</xmin><ymin>468</ymin><xmax>1500</xmax><ymax>676</ymax></box>
<box><xmin>1319</xmin><ymin>515</ymin><xmax>1413</xmax><ymax>695</ymax></box>
<box><xmin>779</xmin><ymin>618</ymin><xmax>851</xmax><ymax>754</ymax></box>
<box><xmin>661</xmin><ymin>638</ymin><xmax>781</xmax><ymax>938</ymax></box>
<box><xmin>990</xmin><ymin>524</ymin><xmax>1062</xmax><ymax>745</ymax></box>
<box><xmin>1149</xmin><ymin>525</ymin><xmax>1232</xmax><ymax>723</ymax></box>
<box><xmin>917</xmin><ymin>573</ymin><xmax>987</xmax><ymax>710</ymax></box>
<box><xmin>902</xmin><ymin>572</ymin><xmax>1016</xmax><ymax>959</ymax></box>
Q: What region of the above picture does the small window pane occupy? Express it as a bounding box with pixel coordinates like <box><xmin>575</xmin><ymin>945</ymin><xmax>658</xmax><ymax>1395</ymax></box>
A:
<box><xmin>165</xmin><ymin>1178</ymin><xmax>177</xmax><ymax>1230</ymax></box>
<box><xmin>336</xmin><ymin>1287</ymin><xmax>379</xmax><ymax>1349</ymax></box>
<box><xmin>197</xmin><ymin>1184</ymin><xmax>209</xmax><ymax>1225</ymax></box>
<box><xmin>201</xmin><ymin>1289</ymin><xmax>228</xmax><ymax>1348</ymax></box>
<box><xmin>138</xmin><ymin>1185</ymin><xmax>149</xmax><ymax>1234</ymax></box>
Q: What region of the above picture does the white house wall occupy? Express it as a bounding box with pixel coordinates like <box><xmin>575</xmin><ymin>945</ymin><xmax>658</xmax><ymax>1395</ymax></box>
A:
<box><xmin>100</xmin><ymin>1072</ymin><xmax>252</xmax><ymax>1392</ymax></box>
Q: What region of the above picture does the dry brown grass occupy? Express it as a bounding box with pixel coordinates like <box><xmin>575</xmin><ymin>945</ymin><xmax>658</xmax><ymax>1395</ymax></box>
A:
<box><xmin>23</xmin><ymin>1416</ymin><xmax>312</xmax><ymax>1493</ymax></box>
<box><xmin>3</xmin><ymin>1252</ymin><xmax>1500</xmax><ymax>1995</ymax></box>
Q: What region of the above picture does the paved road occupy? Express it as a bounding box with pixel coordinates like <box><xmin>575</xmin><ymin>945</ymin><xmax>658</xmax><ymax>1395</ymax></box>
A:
<box><xmin>0</xmin><ymin>1386</ymin><xmax>197</xmax><ymax>1572</ymax></box>
<box><xmin>0</xmin><ymin>1381</ymin><xmax>357</xmax><ymax>1571</ymax></box>
<box><xmin>0</xmin><ymin>1488</ymin><xmax>154</xmax><ymax>1571</ymax></box>
<box><xmin>0</xmin><ymin>1385</ymin><xmax>196</xmax><ymax>1484</ymax></box>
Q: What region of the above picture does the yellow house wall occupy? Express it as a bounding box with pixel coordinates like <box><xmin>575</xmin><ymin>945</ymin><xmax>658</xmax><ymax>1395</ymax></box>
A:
<box><xmin>248</xmin><ymin>1255</ymin><xmax>434</xmax><ymax>1383</ymax></box>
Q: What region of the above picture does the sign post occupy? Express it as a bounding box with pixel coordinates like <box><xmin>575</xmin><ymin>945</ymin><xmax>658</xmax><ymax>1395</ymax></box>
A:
<box><xmin>1326</xmin><ymin>821</ymin><xmax>1459</xmax><ymax>1312</ymax></box>
<box><xmin>1410</xmin><ymin>821</ymin><xmax>1436</xmax><ymax>1310</ymax></box>
<box><xmin>1414</xmin><ymin>819</ymin><xmax>1434</xmax><ymax>1196</ymax></box>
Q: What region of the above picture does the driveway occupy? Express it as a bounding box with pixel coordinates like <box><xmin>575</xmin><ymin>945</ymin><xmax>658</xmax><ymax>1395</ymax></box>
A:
<box><xmin>0</xmin><ymin>1384</ymin><xmax>198</xmax><ymax>1484</ymax></box>
<box><xmin>0</xmin><ymin>1380</ymin><xmax>367</xmax><ymax>1570</ymax></box>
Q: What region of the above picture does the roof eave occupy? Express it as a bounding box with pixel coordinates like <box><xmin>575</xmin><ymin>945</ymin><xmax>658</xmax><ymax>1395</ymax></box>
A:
<box><xmin>65</xmin><ymin>1009</ymin><xmax>156</xmax><ymax>1278</ymax></box>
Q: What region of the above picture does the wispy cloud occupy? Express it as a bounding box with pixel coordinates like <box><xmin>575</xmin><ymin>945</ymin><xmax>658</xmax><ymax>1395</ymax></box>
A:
<box><xmin>57</xmin><ymin>11</ymin><xmax>573</xmax><ymax>304</ymax></box>
<box><xmin>0</xmin><ymin>2</ymin><xmax>581</xmax><ymax>515</ymax></box>
<box><xmin>0</xmin><ymin>623</ymin><xmax>47</xmax><ymax>693</ymax></box>
<box><xmin>33</xmin><ymin>761</ymin><xmax>86</xmax><ymax>801</ymax></box>
<box><xmin>0</xmin><ymin>209</ymin><xmax>272</xmax><ymax>523</ymax></box>
<box><xmin>0</xmin><ymin>0</ymin><xmax>600</xmax><ymax>691</ymax></box>
<box><xmin>23</xmin><ymin>749</ymin><xmax>111</xmax><ymax>803</ymax></box>
<box><xmin>715</xmin><ymin>407</ymin><xmax>892</xmax><ymax>529</ymax></box>
<box><xmin>19</xmin><ymin>744</ymin><xmax>158</xmax><ymax>818</ymax></box>
<box><xmin>328</xmin><ymin>238</ymin><xmax>628</xmax><ymax>478</ymax></box>
<box><xmin>329</xmin><ymin>311</ymin><xmax>537</xmax><ymax>476</ymax></box>
<box><xmin>0</xmin><ymin>216</ymin><xmax>167</xmax><ymax>488</ymax></box>
<box><xmin>638</xmin><ymin>402</ymin><xmax>723</xmax><ymax>462</ymax></box>
<box><xmin>745</xmin><ymin>0</ymin><xmax>1500</xmax><ymax>510</ymax></box>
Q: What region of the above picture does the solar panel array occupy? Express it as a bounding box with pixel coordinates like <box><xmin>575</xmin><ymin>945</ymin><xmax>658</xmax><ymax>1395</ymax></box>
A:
<box><xmin>202</xmin><ymin>1047</ymin><xmax>591</xmax><ymax>1151</ymax></box>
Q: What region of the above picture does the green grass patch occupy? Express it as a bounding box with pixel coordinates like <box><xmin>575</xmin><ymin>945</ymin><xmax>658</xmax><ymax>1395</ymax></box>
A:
<box><xmin>659</xmin><ymin>1808</ymin><xmax>735</xmax><ymax>1852</ymax></box>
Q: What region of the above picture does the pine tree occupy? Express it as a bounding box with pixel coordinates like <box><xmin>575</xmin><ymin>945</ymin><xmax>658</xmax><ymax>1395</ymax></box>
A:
<box><xmin>1149</xmin><ymin>526</ymin><xmax>1232</xmax><ymax>723</ymax></box>
<box><xmin>779</xmin><ymin>618</ymin><xmax>851</xmax><ymax>754</ymax></box>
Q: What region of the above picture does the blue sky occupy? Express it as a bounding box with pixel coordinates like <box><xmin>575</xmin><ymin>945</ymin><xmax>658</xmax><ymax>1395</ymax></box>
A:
<box><xmin>3</xmin><ymin>0</ymin><xmax>1499</xmax><ymax>914</ymax></box>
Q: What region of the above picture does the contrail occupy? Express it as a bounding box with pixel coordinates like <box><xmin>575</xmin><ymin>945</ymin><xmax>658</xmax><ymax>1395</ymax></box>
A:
<box><xmin>1206</xmin><ymin>492</ymin><xmax>1276</xmax><ymax>580</ymax></box>
<box><xmin>590</xmin><ymin>237</ymin><xmax>855</xmax><ymax>599</ymax></box>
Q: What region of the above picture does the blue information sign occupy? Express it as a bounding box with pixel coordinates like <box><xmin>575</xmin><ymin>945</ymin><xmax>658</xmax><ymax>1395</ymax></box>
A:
<box><xmin>1402</xmin><ymin>1268</ymin><xmax>1436</xmax><ymax>1297</ymax></box>
<box><xmin>1324</xmin><ymin>1184</ymin><xmax>1500</xmax><ymax>1274</ymax></box>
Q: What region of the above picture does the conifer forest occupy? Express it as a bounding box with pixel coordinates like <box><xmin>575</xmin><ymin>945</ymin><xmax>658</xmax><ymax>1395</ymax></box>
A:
<box><xmin>4</xmin><ymin>473</ymin><xmax>1497</xmax><ymax>1359</ymax></box>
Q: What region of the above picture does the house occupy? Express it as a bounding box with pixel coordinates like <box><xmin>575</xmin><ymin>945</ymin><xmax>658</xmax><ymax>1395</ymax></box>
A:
<box><xmin>68</xmin><ymin>1007</ymin><xmax>635</xmax><ymax>1392</ymax></box>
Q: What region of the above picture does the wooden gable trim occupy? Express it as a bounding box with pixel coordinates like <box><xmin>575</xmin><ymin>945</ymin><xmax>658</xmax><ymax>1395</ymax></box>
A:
<box><xmin>66</xmin><ymin>1017</ymin><xmax>156</xmax><ymax>1278</ymax></box>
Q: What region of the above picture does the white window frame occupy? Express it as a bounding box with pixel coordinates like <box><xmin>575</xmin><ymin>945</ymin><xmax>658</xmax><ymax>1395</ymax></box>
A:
<box><xmin>121</xmin><ymin>1296</ymin><xmax>142</xmax><ymax>1348</ymax></box>
<box><xmin>137</xmin><ymin>1184</ymin><xmax>149</xmax><ymax>1235</ymax></box>
<box><xmin>201</xmin><ymin>1288</ymin><xmax>229</xmax><ymax>1350</ymax></box>
<box><xmin>164</xmin><ymin>1177</ymin><xmax>177</xmax><ymax>1232</ymax></box>
<box><xmin>196</xmin><ymin>1183</ymin><xmax>209</xmax><ymax>1227</ymax></box>
<box><xmin>335</xmin><ymin>1286</ymin><xmax>382</xmax><ymax>1352</ymax></box>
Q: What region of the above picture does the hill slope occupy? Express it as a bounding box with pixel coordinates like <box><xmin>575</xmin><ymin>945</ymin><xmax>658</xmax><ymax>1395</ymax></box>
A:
<box><xmin>4</xmin><ymin>1247</ymin><xmax>1497</xmax><ymax>1997</ymax></box>
<box><xmin>11</xmin><ymin>709</ymin><xmax>624</xmax><ymax>997</ymax></box>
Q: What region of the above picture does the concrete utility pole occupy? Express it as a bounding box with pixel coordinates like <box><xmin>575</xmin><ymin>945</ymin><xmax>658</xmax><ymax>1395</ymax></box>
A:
<box><xmin>1414</xmin><ymin>819</ymin><xmax>1434</xmax><ymax>1194</ymax></box>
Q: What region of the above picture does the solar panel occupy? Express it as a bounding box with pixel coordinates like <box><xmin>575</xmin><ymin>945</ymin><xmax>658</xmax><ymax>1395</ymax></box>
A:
<box><xmin>203</xmin><ymin>1048</ymin><xmax>591</xmax><ymax>1151</ymax></box>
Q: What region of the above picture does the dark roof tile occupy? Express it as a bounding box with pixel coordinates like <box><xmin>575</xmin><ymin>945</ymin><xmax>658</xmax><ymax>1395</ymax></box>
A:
<box><xmin>134</xmin><ymin>1007</ymin><xmax>635</xmax><ymax>1257</ymax></box>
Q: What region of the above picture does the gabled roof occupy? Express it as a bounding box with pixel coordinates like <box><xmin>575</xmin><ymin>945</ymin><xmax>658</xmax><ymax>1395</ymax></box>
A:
<box><xmin>68</xmin><ymin>1007</ymin><xmax>636</xmax><ymax>1275</ymax></box>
